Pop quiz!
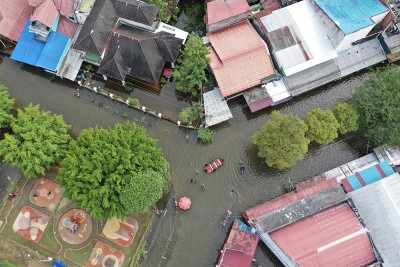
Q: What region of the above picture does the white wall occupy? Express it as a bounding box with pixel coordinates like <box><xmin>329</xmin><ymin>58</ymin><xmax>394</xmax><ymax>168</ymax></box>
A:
<box><xmin>336</xmin><ymin>25</ymin><xmax>374</xmax><ymax>52</ymax></box>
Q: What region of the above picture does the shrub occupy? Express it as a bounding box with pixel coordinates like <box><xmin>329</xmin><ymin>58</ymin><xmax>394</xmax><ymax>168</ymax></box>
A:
<box><xmin>123</xmin><ymin>82</ymin><xmax>134</xmax><ymax>93</ymax></box>
<box><xmin>197</xmin><ymin>127</ymin><xmax>214</xmax><ymax>143</ymax></box>
<box><xmin>128</xmin><ymin>97</ymin><xmax>140</xmax><ymax>107</ymax></box>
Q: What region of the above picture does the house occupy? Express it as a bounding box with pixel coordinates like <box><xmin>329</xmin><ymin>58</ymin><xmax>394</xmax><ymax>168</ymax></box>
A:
<box><xmin>217</xmin><ymin>220</ymin><xmax>259</xmax><ymax>267</ymax></box>
<box><xmin>6</xmin><ymin>0</ymin><xmax>80</xmax><ymax>74</ymax></box>
<box><xmin>205</xmin><ymin>0</ymin><xmax>251</xmax><ymax>33</ymax></box>
<box><xmin>73</xmin><ymin>0</ymin><xmax>187</xmax><ymax>91</ymax></box>
<box><xmin>258</xmin><ymin>0</ymin><xmax>388</xmax><ymax>96</ymax></box>
<box><xmin>243</xmin><ymin>179</ymin><xmax>379</xmax><ymax>267</ymax></box>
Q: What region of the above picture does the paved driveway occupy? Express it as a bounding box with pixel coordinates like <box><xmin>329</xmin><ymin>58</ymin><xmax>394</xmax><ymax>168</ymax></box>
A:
<box><xmin>0</xmin><ymin>163</ymin><xmax>20</xmax><ymax>206</ymax></box>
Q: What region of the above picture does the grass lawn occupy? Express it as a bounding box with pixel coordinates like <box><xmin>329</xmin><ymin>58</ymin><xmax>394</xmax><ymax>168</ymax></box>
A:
<box><xmin>65</xmin><ymin>240</ymin><xmax>95</xmax><ymax>266</ymax></box>
<box><xmin>39</xmin><ymin>219</ymin><xmax>61</xmax><ymax>252</ymax></box>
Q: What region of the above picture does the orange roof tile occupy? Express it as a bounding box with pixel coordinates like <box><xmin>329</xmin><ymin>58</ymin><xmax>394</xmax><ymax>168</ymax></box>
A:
<box><xmin>208</xmin><ymin>21</ymin><xmax>275</xmax><ymax>97</ymax></box>
<box><xmin>207</xmin><ymin>0</ymin><xmax>250</xmax><ymax>25</ymax></box>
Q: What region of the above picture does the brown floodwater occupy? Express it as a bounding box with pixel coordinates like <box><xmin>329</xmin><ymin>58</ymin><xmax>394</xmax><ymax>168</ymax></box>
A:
<box><xmin>0</xmin><ymin>56</ymin><xmax>372</xmax><ymax>267</ymax></box>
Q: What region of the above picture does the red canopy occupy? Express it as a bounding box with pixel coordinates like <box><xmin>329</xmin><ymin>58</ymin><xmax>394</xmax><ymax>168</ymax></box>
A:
<box><xmin>178</xmin><ymin>197</ymin><xmax>191</xmax><ymax>211</ymax></box>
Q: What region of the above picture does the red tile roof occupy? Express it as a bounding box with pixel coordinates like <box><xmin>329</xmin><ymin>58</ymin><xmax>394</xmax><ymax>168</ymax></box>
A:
<box><xmin>57</xmin><ymin>16</ymin><xmax>78</xmax><ymax>38</ymax></box>
<box><xmin>218</xmin><ymin>220</ymin><xmax>260</xmax><ymax>267</ymax></box>
<box><xmin>0</xmin><ymin>0</ymin><xmax>34</xmax><ymax>41</ymax></box>
<box><xmin>270</xmin><ymin>203</ymin><xmax>376</xmax><ymax>267</ymax></box>
<box><xmin>28</xmin><ymin>0</ymin><xmax>46</xmax><ymax>7</ymax></box>
<box><xmin>244</xmin><ymin>179</ymin><xmax>338</xmax><ymax>220</ymax></box>
<box><xmin>208</xmin><ymin>20</ymin><xmax>275</xmax><ymax>97</ymax></box>
<box><xmin>32</xmin><ymin>0</ymin><xmax>59</xmax><ymax>28</ymax></box>
<box><xmin>207</xmin><ymin>0</ymin><xmax>250</xmax><ymax>25</ymax></box>
<box><xmin>54</xmin><ymin>0</ymin><xmax>75</xmax><ymax>17</ymax></box>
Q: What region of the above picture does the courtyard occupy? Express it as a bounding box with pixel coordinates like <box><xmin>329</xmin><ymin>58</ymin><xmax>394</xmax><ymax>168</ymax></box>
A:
<box><xmin>0</xmin><ymin>168</ymin><xmax>152</xmax><ymax>267</ymax></box>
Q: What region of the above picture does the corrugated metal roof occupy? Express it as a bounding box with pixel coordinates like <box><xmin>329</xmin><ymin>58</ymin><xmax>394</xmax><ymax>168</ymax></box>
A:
<box><xmin>31</xmin><ymin>0</ymin><xmax>59</xmax><ymax>28</ymax></box>
<box><xmin>207</xmin><ymin>0</ymin><xmax>250</xmax><ymax>25</ymax></box>
<box><xmin>348</xmin><ymin>172</ymin><xmax>400</xmax><ymax>266</ymax></box>
<box><xmin>254</xmin><ymin>184</ymin><xmax>346</xmax><ymax>233</ymax></box>
<box><xmin>203</xmin><ymin>88</ymin><xmax>233</xmax><ymax>127</ymax></box>
<box><xmin>342</xmin><ymin>162</ymin><xmax>395</xmax><ymax>192</ymax></box>
<box><xmin>314</xmin><ymin>0</ymin><xmax>388</xmax><ymax>34</ymax></box>
<box><xmin>11</xmin><ymin>22</ymin><xmax>71</xmax><ymax>72</ymax></box>
<box><xmin>270</xmin><ymin>203</ymin><xmax>377</xmax><ymax>267</ymax></box>
<box><xmin>57</xmin><ymin>49</ymin><xmax>84</xmax><ymax>80</ymax></box>
<box><xmin>0</xmin><ymin>0</ymin><xmax>34</xmax><ymax>42</ymax></box>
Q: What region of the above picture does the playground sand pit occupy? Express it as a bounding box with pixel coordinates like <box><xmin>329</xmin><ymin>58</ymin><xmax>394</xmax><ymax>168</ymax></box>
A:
<box><xmin>85</xmin><ymin>241</ymin><xmax>124</xmax><ymax>267</ymax></box>
<box><xmin>58</xmin><ymin>209</ymin><xmax>92</xmax><ymax>245</ymax></box>
<box><xmin>29</xmin><ymin>178</ymin><xmax>64</xmax><ymax>212</ymax></box>
<box><xmin>101</xmin><ymin>216</ymin><xmax>139</xmax><ymax>247</ymax></box>
<box><xmin>12</xmin><ymin>206</ymin><xmax>50</xmax><ymax>243</ymax></box>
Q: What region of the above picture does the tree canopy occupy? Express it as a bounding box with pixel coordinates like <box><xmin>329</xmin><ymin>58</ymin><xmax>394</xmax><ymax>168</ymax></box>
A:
<box><xmin>148</xmin><ymin>0</ymin><xmax>169</xmax><ymax>22</ymax></box>
<box><xmin>0</xmin><ymin>85</ymin><xmax>15</xmax><ymax>129</ymax></box>
<box><xmin>57</xmin><ymin>123</ymin><xmax>170</xmax><ymax>221</ymax></box>
<box><xmin>332</xmin><ymin>102</ymin><xmax>359</xmax><ymax>135</ymax></box>
<box><xmin>179</xmin><ymin>102</ymin><xmax>203</xmax><ymax>125</ymax></box>
<box><xmin>304</xmin><ymin>108</ymin><xmax>340</xmax><ymax>145</ymax></box>
<box><xmin>174</xmin><ymin>35</ymin><xmax>209</xmax><ymax>95</ymax></box>
<box><xmin>0</xmin><ymin>104</ymin><xmax>70</xmax><ymax>177</ymax></box>
<box><xmin>253</xmin><ymin>111</ymin><xmax>310</xmax><ymax>170</ymax></box>
<box><xmin>353</xmin><ymin>65</ymin><xmax>400</xmax><ymax>146</ymax></box>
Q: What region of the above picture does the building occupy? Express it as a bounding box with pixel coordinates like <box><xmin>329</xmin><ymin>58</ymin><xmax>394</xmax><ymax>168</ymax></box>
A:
<box><xmin>205</xmin><ymin>0</ymin><xmax>251</xmax><ymax>33</ymax></box>
<box><xmin>257</xmin><ymin>0</ymin><xmax>388</xmax><ymax>96</ymax></box>
<box><xmin>217</xmin><ymin>220</ymin><xmax>259</xmax><ymax>267</ymax></box>
<box><xmin>244</xmin><ymin>179</ymin><xmax>379</xmax><ymax>267</ymax></box>
<box><xmin>73</xmin><ymin>0</ymin><xmax>187</xmax><ymax>91</ymax></box>
<box><xmin>5</xmin><ymin>0</ymin><xmax>80</xmax><ymax>73</ymax></box>
<box><xmin>348</xmin><ymin>172</ymin><xmax>400</xmax><ymax>267</ymax></box>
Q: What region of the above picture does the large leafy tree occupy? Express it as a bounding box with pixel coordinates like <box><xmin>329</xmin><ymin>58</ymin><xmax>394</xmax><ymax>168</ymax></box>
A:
<box><xmin>253</xmin><ymin>111</ymin><xmax>310</xmax><ymax>170</ymax></box>
<box><xmin>332</xmin><ymin>102</ymin><xmax>359</xmax><ymax>135</ymax></box>
<box><xmin>57</xmin><ymin>123</ymin><xmax>170</xmax><ymax>221</ymax></box>
<box><xmin>174</xmin><ymin>35</ymin><xmax>209</xmax><ymax>95</ymax></box>
<box><xmin>0</xmin><ymin>85</ymin><xmax>15</xmax><ymax>129</ymax></box>
<box><xmin>304</xmin><ymin>108</ymin><xmax>340</xmax><ymax>145</ymax></box>
<box><xmin>148</xmin><ymin>0</ymin><xmax>170</xmax><ymax>22</ymax></box>
<box><xmin>353</xmin><ymin>65</ymin><xmax>400</xmax><ymax>146</ymax></box>
<box><xmin>0</xmin><ymin>104</ymin><xmax>70</xmax><ymax>177</ymax></box>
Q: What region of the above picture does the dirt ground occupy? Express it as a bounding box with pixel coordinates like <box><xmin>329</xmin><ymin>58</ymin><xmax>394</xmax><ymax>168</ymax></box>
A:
<box><xmin>0</xmin><ymin>238</ymin><xmax>44</xmax><ymax>267</ymax></box>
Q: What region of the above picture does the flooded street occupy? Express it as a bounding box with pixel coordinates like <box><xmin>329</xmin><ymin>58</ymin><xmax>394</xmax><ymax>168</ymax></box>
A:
<box><xmin>0</xmin><ymin>56</ymin><xmax>371</xmax><ymax>266</ymax></box>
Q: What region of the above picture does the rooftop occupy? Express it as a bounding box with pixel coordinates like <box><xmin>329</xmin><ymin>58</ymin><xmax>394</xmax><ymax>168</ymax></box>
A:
<box><xmin>270</xmin><ymin>203</ymin><xmax>377</xmax><ymax>266</ymax></box>
<box><xmin>203</xmin><ymin>88</ymin><xmax>233</xmax><ymax>127</ymax></box>
<box><xmin>218</xmin><ymin>220</ymin><xmax>259</xmax><ymax>267</ymax></box>
<box><xmin>348</xmin><ymin>172</ymin><xmax>400</xmax><ymax>266</ymax></box>
<box><xmin>0</xmin><ymin>0</ymin><xmax>34</xmax><ymax>41</ymax></box>
<box><xmin>313</xmin><ymin>0</ymin><xmax>388</xmax><ymax>34</ymax></box>
<box><xmin>208</xmin><ymin>20</ymin><xmax>275</xmax><ymax>97</ymax></box>
<box><xmin>206</xmin><ymin>0</ymin><xmax>250</xmax><ymax>25</ymax></box>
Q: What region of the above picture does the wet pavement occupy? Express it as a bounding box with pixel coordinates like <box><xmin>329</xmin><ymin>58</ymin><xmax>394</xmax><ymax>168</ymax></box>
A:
<box><xmin>0</xmin><ymin>56</ymin><xmax>372</xmax><ymax>267</ymax></box>
<box><xmin>0</xmin><ymin>163</ymin><xmax>21</xmax><ymax>207</ymax></box>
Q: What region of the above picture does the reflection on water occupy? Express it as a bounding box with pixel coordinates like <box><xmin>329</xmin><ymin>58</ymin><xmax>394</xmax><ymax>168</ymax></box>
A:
<box><xmin>0</xmin><ymin>57</ymin><xmax>371</xmax><ymax>267</ymax></box>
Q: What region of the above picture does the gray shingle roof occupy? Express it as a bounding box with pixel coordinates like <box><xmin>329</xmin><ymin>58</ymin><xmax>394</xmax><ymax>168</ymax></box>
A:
<box><xmin>73</xmin><ymin>0</ymin><xmax>159</xmax><ymax>56</ymax></box>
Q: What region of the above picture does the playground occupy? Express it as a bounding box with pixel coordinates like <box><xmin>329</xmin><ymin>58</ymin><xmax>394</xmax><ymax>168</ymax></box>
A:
<box><xmin>0</xmin><ymin>170</ymin><xmax>153</xmax><ymax>267</ymax></box>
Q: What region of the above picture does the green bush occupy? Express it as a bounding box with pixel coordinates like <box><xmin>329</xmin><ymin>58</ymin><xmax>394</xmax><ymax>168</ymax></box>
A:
<box><xmin>84</xmin><ymin>64</ymin><xmax>93</xmax><ymax>71</ymax></box>
<box><xmin>197</xmin><ymin>127</ymin><xmax>214</xmax><ymax>143</ymax></box>
<box><xmin>98</xmin><ymin>88</ymin><xmax>109</xmax><ymax>96</ymax></box>
<box><xmin>160</xmin><ymin>77</ymin><xmax>167</xmax><ymax>85</ymax></box>
<box><xmin>128</xmin><ymin>97</ymin><xmax>140</xmax><ymax>107</ymax></box>
<box><xmin>179</xmin><ymin>102</ymin><xmax>203</xmax><ymax>125</ymax></box>
<box><xmin>123</xmin><ymin>82</ymin><xmax>134</xmax><ymax>93</ymax></box>
<box><xmin>0</xmin><ymin>260</ymin><xmax>20</xmax><ymax>267</ymax></box>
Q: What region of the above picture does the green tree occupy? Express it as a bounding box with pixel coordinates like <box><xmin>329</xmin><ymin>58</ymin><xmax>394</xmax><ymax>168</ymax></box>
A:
<box><xmin>0</xmin><ymin>85</ymin><xmax>15</xmax><ymax>129</ymax></box>
<box><xmin>183</xmin><ymin>2</ymin><xmax>206</xmax><ymax>34</ymax></box>
<box><xmin>332</xmin><ymin>102</ymin><xmax>359</xmax><ymax>135</ymax></box>
<box><xmin>148</xmin><ymin>0</ymin><xmax>170</xmax><ymax>22</ymax></box>
<box><xmin>197</xmin><ymin>127</ymin><xmax>214</xmax><ymax>143</ymax></box>
<box><xmin>57</xmin><ymin>123</ymin><xmax>170</xmax><ymax>221</ymax></box>
<box><xmin>179</xmin><ymin>102</ymin><xmax>203</xmax><ymax>125</ymax></box>
<box><xmin>253</xmin><ymin>111</ymin><xmax>310</xmax><ymax>170</ymax></box>
<box><xmin>353</xmin><ymin>65</ymin><xmax>400</xmax><ymax>146</ymax></box>
<box><xmin>120</xmin><ymin>171</ymin><xmax>167</xmax><ymax>214</ymax></box>
<box><xmin>0</xmin><ymin>104</ymin><xmax>70</xmax><ymax>177</ymax></box>
<box><xmin>174</xmin><ymin>35</ymin><xmax>209</xmax><ymax>95</ymax></box>
<box><xmin>304</xmin><ymin>108</ymin><xmax>340</xmax><ymax>145</ymax></box>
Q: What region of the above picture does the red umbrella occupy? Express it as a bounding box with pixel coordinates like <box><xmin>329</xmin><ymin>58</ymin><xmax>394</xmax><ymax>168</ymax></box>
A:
<box><xmin>178</xmin><ymin>197</ymin><xmax>191</xmax><ymax>211</ymax></box>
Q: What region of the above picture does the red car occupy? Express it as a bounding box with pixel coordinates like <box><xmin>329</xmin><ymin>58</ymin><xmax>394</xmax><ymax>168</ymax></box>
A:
<box><xmin>204</xmin><ymin>158</ymin><xmax>224</xmax><ymax>173</ymax></box>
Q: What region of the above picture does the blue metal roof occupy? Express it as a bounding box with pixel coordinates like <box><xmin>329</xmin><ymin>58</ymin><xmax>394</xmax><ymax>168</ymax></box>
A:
<box><xmin>346</xmin><ymin>161</ymin><xmax>395</xmax><ymax>191</ymax></box>
<box><xmin>11</xmin><ymin>22</ymin><xmax>71</xmax><ymax>72</ymax></box>
<box><xmin>314</xmin><ymin>0</ymin><xmax>388</xmax><ymax>34</ymax></box>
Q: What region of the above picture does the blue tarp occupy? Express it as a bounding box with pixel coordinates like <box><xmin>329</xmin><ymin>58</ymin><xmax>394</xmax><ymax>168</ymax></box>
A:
<box><xmin>11</xmin><ymin>21</ymin><xmax>71</xmax><ymax>72</ymax></box>
<box><xmin>314</xmin><ymin>0</ymin><xmax>388</xmax><ymax>34</ymax></box>
<box><xmin>235</xmin><ymin>219</ymin><xmax>259</xmax><ymax>236</ymax></box>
